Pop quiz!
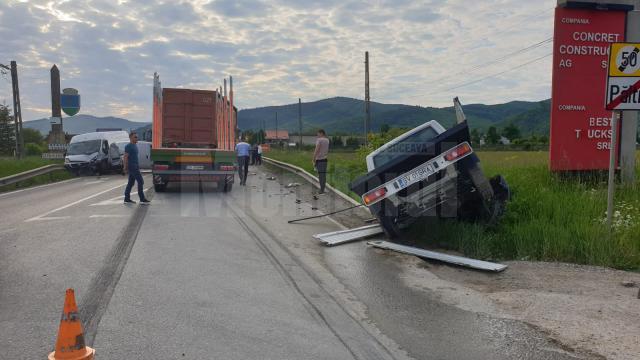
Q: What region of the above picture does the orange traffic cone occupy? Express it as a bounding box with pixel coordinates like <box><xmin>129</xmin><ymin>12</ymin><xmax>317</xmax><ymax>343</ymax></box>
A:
<box><xmin>48</xmin><ymin>289</ymin><xmax>95</xmax><ymax>360</ymax></box>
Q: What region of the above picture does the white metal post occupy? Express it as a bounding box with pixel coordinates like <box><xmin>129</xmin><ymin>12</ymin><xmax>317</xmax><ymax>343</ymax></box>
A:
<box><xmin>606</xmin><ymin>111</ymin><xmax>620</xmax><ymax>229</ymax></box>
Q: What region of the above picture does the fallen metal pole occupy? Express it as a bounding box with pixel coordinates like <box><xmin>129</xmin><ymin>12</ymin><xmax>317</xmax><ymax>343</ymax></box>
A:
<box><xmin>288</xmin><ymin>204</ymin><xmax>364</xmax><ymax>223</ymax></box>
<box><xmin>313</xmin><ymin>224</ymin><xmax>383</xmax><ymax>246</ymax></box>
<box><xmin>368</xmin><ymin>240</ymin><xmax>508</xmax><ymax>272</ymax></box>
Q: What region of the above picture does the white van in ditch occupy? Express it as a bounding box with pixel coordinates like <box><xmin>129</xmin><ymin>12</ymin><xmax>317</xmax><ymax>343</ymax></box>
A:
<box><xmin>64</xmin><ymin>131</ymin><xmax>130</xmax><ymax>175</ymax></box>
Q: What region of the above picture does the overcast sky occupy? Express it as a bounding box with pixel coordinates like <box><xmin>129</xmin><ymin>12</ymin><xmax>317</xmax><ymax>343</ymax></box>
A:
<box><xmin>0</xmin><ymin>0</ymin><xmax>555</xmax><ymax>122</ymax></box>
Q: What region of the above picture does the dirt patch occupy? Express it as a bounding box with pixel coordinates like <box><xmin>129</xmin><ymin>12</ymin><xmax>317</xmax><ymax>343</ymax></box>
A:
<box><xmin>399</xmin><ymin>254</ymin><xmax>640</xmax><ymax>360</ymax></box>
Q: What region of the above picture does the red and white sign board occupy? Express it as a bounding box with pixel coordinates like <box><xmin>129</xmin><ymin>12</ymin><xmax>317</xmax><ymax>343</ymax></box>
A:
<box><xmin>550</xmin><ymin>7</ymin><xmax>626</xmax><ymax>171</ymax></box>
<box><xmin>606</xmin><ymin>43</ymin><xmax>640</xmax><ymax>110</ymax></box>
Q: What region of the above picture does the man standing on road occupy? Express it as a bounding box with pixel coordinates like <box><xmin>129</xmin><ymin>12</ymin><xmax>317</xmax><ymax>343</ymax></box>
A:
<box><xmin>312</xmin><ymin>129</ymin><xmax>330</xmax><ymax>194</ymax></box>
<box><xmin>123</xmin><ymin>132</ymin><xmax>150</xmax><ymax>204</ymax></box>
<box><xmin>235</xmin><ymin>137</ymin><xmax>251</xmax><ymax>186</ymax></box>
<box><xmin>257</xmin><ymin>144</ymin><xmax>263</xmax><ymax>165</ymax></box>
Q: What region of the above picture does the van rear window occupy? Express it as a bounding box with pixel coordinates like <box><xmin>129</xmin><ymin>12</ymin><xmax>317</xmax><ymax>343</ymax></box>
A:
<box><xmin>373</xmin><ymin>127</ymin><xmax>439</xmax><ymax>168</ymax></box>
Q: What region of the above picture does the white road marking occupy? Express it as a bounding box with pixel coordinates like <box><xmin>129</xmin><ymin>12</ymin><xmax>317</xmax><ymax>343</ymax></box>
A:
<box><xmin>0</xmin><ymin>178</ymin><xmax>81</xmax><ymax>198</ymax></box>
<box><xmin>84</xmin><ymin>180</ymin><xmax>104</xmax><ymax>185</ymax></box>
<box><xmin>0</xmin><ymin>227</ymin><xmax>17</xmax><ymax>235</ymax></box>
<box><xmin>25</xmin><ymin>183</ymin><xmax>126</xmax><ymax>222</ymax></box>
<box><xmin>89</xmin><ymin>214</ymin><xmax>128</xmax><ymax>218</ymax></box>
<box><xmin>27</xmin><ymin>216</ymin><xmax>71</xmax><ymax>221</ymax></box>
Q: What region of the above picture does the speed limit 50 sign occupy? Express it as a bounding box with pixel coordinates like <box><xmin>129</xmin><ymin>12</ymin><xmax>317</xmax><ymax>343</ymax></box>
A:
<box><xmin>606</xmin><ymin>43</ymin><xmax>640</xmax><ymax>110</ymax></box>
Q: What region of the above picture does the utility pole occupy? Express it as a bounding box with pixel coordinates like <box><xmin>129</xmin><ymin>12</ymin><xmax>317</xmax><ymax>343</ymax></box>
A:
<box><xmin>1</xmin><ymin>61</ymin><xmax>24</xmax><ymax>158</ymax></box>
<box><xmin>364</xmin><ymin>51</ymin><xmax>371</xmax><ymax>146</ymax></box>
<box><xmin>275</xmin><ymin>112</ymin><xmax>278</xmax><ymax>146</ymax></box>
<box><xmin>298</xmin><ymin>98</ymin><xmax>302</xmax><ymax>150</ymax></box>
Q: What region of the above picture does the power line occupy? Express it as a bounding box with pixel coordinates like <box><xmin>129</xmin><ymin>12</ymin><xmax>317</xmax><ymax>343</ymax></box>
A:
<box><xmin>423</xmin><ymin>37</ymin><xmax>552</xmax><ymax>86</ymax></box>
<box><xmin>426</xmin><ymin>52</ymin><xmax>552</xmax><ymax>95</ymax></box>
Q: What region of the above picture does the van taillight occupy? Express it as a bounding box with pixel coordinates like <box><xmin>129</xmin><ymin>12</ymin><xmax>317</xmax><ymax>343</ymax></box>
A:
<box><xmin>444</xmin><ymin>142</ymin><xmax>472</xmax><ymax>162</ymax></box>
<box><xmin>220</xmin><ymin>165</ymin><xmax>235</xmax><ymax>171</ymax></box>
<box><xmin>363</xmin><ymin>187</ymin><xmax>387</xmax><ymax>206</ymax></box>
<box><xmin>154</xmin><ymin>164</ymin><xmax>169</xmax><ymax>170</ymax></box>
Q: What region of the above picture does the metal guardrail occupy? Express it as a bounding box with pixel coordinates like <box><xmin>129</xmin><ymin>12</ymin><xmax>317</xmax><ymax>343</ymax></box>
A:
<box><xmin>262</xmin><ymin>157</ymin><xmax>361</xmax><ymax>207</ymax></box>
<box><xmin>0</xmin><ymin>164</ymin><xmax>66</xmax><ymax>186</ymax></box>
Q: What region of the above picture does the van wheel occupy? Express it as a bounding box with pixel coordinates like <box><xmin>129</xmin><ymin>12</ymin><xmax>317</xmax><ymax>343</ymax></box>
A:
<box><xmin>154</xmin><ymin>183</ymin><xmax>167</xmax><ymax>192</ymax></box>
<box><xmin>376</xmin><ymin>200</ymin><xmax>402</xmax><ymax>239</ymax></box>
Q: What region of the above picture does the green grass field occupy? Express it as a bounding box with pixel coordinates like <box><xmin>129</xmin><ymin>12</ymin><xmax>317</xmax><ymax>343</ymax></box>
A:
<box><xmin>0</xmin><ymin>156</ymin><xmax>73</xmax><ymax>192</ymax></box>
<box><xmin>267</xmin><ymin>149</ymin><xmax>640</xmax><ymax>270</ymax></box>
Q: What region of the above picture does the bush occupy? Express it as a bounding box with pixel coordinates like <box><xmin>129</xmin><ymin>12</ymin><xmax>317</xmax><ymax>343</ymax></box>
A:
<box><xmin>25</xmin><ymin>143</ymin><xmax>43</xmax><ymax>156</ymax></box>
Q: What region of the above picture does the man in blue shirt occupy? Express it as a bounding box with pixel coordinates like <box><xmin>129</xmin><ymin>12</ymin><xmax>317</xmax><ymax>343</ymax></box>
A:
<box><xmin>123</xmin><ymin>132</ymin><xmax>150</xmax><ymax>204</ymax></box>
<box><xmin>235</xmin><ymin>138</ymin><xmax>251</xmax><ymax>186</ymax></box>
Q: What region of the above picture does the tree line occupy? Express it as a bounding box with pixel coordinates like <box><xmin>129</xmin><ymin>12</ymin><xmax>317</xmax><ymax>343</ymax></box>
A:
<box><xmin>0</xmin><ymin>104</ymin><xmax>48</xmax><ymax>156</ymax></box>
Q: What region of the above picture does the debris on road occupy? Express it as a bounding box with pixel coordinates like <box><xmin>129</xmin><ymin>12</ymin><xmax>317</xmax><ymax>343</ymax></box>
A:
<box><xmin>266</xmin><ymin>176</ymin><xmax>276</xmax><ymax>180</ymax></box>
<box><xmin>621</xmin><ymin>281</ymin><xmax>636</xmax><ymax>288</ymax></box>
<box><xmin>285</xmin><ymin>182</ymin><xmax>301</xmax><ymax>188</ymax></box>
<box><xmin>313</xmin><ymin>225</ymin><xmax>383</xmax><ymax>246</ymax></box>
<box><xmin>368</xmin><ymin>240</ymin><xmax>507</xmax><ymax>272</ymax></box>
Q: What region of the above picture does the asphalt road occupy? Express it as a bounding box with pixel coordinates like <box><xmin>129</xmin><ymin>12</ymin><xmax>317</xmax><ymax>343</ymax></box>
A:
<box><xmin>0</xmin><ymin>169</ymin><xmax>596</xmax><ymax>359</ymax></box>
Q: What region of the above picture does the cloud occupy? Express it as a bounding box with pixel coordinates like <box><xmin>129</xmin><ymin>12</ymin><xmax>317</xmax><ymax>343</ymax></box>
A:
<box><xmin>0</xmin><ymin>0</ymin><xmax>556</xmax><ymax>123</ymax></box>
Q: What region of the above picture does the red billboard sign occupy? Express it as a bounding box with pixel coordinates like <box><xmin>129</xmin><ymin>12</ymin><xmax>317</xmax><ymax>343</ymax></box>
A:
<box><xmin>550</xmin><ymin>7</ymin><xmax>626</xmax><ymax>171</ymax></box>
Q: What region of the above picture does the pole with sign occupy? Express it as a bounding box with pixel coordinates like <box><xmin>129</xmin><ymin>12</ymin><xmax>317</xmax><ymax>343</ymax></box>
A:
<box><xmin>604</xmin><ymin>42</ymin><xmax>640</xmax><ymax>228</ymax></box>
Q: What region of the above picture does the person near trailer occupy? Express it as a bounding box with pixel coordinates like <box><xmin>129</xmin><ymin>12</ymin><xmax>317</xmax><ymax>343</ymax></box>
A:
<box><xmin>250</xmin><ymin>143</ymin><xmax>259</xmax><ymax>165</ymax></box>
<box><xmin>256</xmin><ymin>144</ymin><xmax>263</xmax><ymax>165</ymax></box>
<box><xmin>123</xmin><ymin>132</ymin><xmax>150</xmax><ymax>204</ymax></box>
<box><xmin>235</xmin><ymin>138</ymin><xmax>251</xmax><ymax>186</ymax></box>
<box><xmin>312</xmin><ymin>129</ymin><xmax>330</xmax><ymax>194</ymax></box>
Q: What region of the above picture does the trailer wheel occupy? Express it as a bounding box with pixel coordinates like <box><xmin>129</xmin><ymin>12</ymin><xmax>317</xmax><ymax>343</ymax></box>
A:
<box><xmin>223</xmin><ymin>182</ymin><xmax>233</xmax><ymax>192</ymax></box>
<box><xmin>154</xmin><ymin>183</ymin><xmax>167</xmax><ymax>192</ymax></box>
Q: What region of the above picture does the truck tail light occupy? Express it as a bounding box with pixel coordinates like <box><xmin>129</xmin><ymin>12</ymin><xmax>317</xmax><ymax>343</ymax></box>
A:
<box><xmin>363</xmin><ymin>187</ymin><xmax>387</xmax><ymax>206</ymax></box>
<box><xmin>444</xmin><ymin>142</ymin><xmax>472</xmax><ymax>162</ymax></box>
<box><xmin>220</xmin><ymin>165</ymin><xmax>235</xmax><ymax>171</ymax></box>
<box><xmin>153</xmin><ymin>164</ymin><xmax>169</xmax><ymax>171</ymax></box>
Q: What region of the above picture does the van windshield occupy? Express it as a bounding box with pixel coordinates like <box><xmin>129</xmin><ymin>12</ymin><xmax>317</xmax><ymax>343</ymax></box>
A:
<box><xmin>67</xmin><ymin>140</ymin><xmax>102</xmax><ymax>155</ymax></box>
<box><xmin>372</xmin><ymin>126</ymin><xmax>439</xmax><ymax>168</ymax></box>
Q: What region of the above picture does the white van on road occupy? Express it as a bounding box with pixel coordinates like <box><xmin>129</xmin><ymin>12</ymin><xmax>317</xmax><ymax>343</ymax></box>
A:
<box><xmin>64</xmin><ymin>131</ymin><xmax>130</xmax><ymax>175</ymax></box>
<box><xmin>115</xmin><ymin>140</ymin><xmax>152</xmax><ymax>171</ymax></box>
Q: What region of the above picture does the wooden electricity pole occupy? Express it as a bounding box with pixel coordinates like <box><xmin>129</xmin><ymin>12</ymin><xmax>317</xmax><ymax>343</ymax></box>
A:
<box><xmin>298</xmin><ymin>98</ymin><xmax>302</xmax><ymax>149</ymax></box>
<box><xmin>1</xmin><ymin>61</ymin><xmax>23</xmax><ymax>158</ymax></box>
<box><xmin>275</xmin><ymin>112</ymin><xmax>278</xmax><ymax>146</ymax></box>
<box><xmin>364</xmin><ymin>51</ymin><xmax>371</xmax><ymax>146</ymax></box>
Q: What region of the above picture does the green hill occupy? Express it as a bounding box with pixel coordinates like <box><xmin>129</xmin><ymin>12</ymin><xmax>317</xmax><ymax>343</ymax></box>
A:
<box><xmin>237</xmin><ymin>97</ymin><xmax>550</xmax><ymax>135</ymax></box>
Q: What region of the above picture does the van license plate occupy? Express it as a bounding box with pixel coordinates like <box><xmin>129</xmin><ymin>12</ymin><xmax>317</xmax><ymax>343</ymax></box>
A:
<box><xmin>395</xmin><ymin>164</ymin><xmax>435</xmax><ymax>190</ymax></box>
<box><xmin>186</xmin><ymin>165</ymin><xmax>204</xmax><ymax>170</ymax></box>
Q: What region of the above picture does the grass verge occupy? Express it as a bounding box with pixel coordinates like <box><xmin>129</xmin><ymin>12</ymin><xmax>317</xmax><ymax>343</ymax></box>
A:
<box><xmin>267</xmin><ymin>149</ymin><xmax>640</xmax><ymax>270</ymax></box>
<box><xmin>0</xmin><ymin>156</ymin><xmax>73</xmax><ymax>193</ymax></box>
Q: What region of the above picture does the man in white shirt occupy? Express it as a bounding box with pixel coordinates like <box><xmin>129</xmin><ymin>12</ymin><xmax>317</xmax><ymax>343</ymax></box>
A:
<box><xmin>257</xmin><ymin>144</ymin><xmax>263</xmax><ymax>165</ymax></box>
<box><xmin>235</xmin><ymin>138</ymin><xmax>251</xmax><ymax>186</ymax></box>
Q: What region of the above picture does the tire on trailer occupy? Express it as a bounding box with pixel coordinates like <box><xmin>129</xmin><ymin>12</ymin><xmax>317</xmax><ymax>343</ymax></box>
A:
<box><xmin>223</xmin><ymin>182</ymin><xmax>233</xmax><ymax>192</ymax></box>
<box><xmin>154</xmin><ymin>183</ymin><xmax>167</xmax><ymax>192</ymax></box>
